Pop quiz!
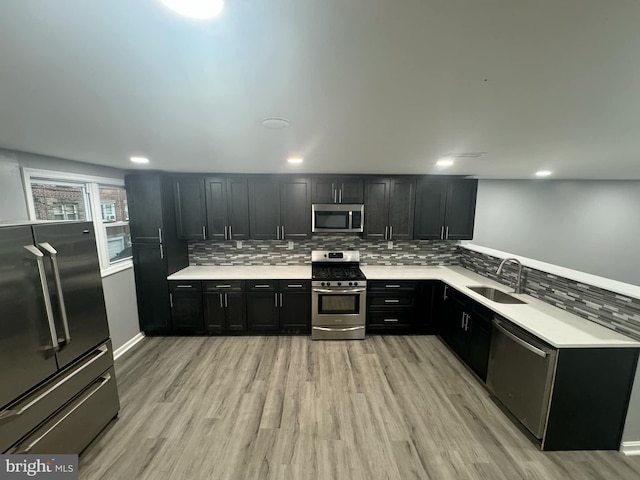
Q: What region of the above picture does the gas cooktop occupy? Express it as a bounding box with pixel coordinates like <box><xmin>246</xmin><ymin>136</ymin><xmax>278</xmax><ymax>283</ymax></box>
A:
<box><xmin>311</xmin><ymin>250</ymin><xmax>366</xmax><ymax>282</ymax></box>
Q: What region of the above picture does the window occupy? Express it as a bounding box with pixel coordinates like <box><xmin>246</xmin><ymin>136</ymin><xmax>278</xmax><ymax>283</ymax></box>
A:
<box><xmin>24</xmin><ymin>169</ymin><xmax>132</xmax><ymax>276</ymax></box>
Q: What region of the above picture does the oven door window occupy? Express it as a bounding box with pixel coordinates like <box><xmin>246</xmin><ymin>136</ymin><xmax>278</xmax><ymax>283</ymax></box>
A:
<box><xmin>315</xmin><ymin>211</ymin><xmax>349</xmax><ymax>229</ymax></box>
<box><xmin>318</xmin><ymin>293</ymin><xmax>360</xmax><ymax>315</ymax></box>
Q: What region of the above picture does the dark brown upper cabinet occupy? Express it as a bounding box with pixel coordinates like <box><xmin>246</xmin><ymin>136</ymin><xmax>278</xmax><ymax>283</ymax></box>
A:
<box><xmin>174</xmin><ymin>176</ymin><xmax>207</xmax><ymax>240</ymax></box>
<box><xmin>364</xmin><ymin>177</ymin><xmax>416</xmax><ymax>240</ymax></box>
<box><xmin>414</xmin><ymin>178</ymin><xmax>478</xmax><ymax>240</ymax></box>
<box><xmin>205</xmin><ymin>176</ymin><xmax>250</xmax><ymax>240</ymax></box>
<box><xmin>311</xmin><ymin>176</ymin><xmax>364</xmax><ymax>204</ymax></box>
<box><xmin>248</xmin><ymin>176</ymin><xmax>312</xmax><ymax>240</ymax></box>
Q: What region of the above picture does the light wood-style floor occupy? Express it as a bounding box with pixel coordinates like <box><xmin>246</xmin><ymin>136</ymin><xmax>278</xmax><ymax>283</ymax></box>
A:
<box><xmin>79</xmin><ymin>336</ymin><xmax>640</xmax><ymax>479</ymax></box>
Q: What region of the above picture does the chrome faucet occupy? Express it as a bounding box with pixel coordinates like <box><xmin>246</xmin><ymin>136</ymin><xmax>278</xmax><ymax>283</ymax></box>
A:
<box><xmin>496</xmin><ymin>258</ymin><xmax>524</xmax><ymax>294</ymax></box>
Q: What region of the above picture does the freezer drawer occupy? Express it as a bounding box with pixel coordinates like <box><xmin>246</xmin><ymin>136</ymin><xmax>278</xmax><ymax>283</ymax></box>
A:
<box><xmin>0</xmin><ymin>341</ymin><xmax>115</xmax><ymax>453</ymax></box>
<box><xmin>8</xmin><ymin>366</ymin><xmax>119</xmax><ymax>455</ymax></box>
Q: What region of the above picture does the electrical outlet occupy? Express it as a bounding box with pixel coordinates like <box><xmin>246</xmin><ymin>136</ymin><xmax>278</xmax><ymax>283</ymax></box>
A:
<box><xmin>236</xmin><ymin>240</ymin><xmax>242</xmax><ymax>249</ymax></box>
<box><xmin>288</xmin><ymin>240</ymin><xmax>294</xmax><ymax>250</ymax></box>
<box><xmin>387</xmin><ymin>240</ymin><xmax>393</xmax><ymax>249</ymax></box>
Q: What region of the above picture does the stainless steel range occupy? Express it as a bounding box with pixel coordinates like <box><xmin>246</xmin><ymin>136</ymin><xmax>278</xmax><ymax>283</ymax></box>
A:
<box><xmin>311</xmin><ymin>250</ymin><xmax>367</xmax><ymax>340</ymax></box>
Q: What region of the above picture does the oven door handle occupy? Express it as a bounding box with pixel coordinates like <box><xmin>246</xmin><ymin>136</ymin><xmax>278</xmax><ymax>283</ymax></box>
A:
<box><xmin>312</xmin><ymin>288</ymin><xmax>366</xmax><ymax>294</ymax></box>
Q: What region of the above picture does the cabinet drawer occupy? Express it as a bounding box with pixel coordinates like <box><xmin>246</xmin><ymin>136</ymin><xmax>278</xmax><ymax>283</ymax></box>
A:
<box><xmin>368</xmin><ymin>311</ymin><xmax>413</xmax><ymax>327</ymax></box>
<box><xmin>169</xmin><ymin>280</ymin><xmax>202</xmax><ymax>292</ymax></box>
<box><xmin>204</xmin><ymin>280</ymin><xmax>244</xmax><ymax>292</ymax></box>
<box><xmin>369</xmin><ymin>281</ymin><xmax>416</xmax><ymax>291</ymax></box>
<box><xmin>369</xmin><ymin>294</ymin><xmax>415</xmax><ymax>308</ymax></box>
<box><xmin>279</xmin><ymin>280</ymin><xmax>310</xmax><ymax>291</ymax></box>
<box><xmin>247</xmin><ymin>280</ymin><xmax>277</xmax><ymax>291</ymax></box>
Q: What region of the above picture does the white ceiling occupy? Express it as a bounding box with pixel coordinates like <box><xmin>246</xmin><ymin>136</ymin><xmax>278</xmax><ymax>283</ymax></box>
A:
<box><xmin>1</xmin><ymin>0</ymin><xmax>640</xmax><ymax>179</ymax></box>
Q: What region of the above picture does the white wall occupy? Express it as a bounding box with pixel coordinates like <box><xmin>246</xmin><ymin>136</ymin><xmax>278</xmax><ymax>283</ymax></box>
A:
<box><xmin>472</xmin><ymin>180</ymin><xmax>640</xmax><ymax>286</ymax></box>
<box><xmin>0</xmin><ymin>148</ymin><xmax>140</xmax><ymax>351</ymax></box>
<box><xmin>473</xmin><ymin>179</ymin><xmax>640</xmax><ymax>449</ymax></box>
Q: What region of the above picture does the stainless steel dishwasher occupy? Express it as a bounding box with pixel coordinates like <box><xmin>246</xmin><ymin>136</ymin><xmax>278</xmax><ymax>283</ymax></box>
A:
<box><xmin>486</xmin><ymin>316</ymin><xmax>558</xmax><ymax>439</ymax></box>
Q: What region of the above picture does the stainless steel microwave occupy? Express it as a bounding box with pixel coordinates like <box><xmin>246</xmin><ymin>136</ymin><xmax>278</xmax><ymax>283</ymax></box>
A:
<box><xmin>312</xmin><ymin>204</ymin><xmax>364</xmax><ymax>233</ymax></box>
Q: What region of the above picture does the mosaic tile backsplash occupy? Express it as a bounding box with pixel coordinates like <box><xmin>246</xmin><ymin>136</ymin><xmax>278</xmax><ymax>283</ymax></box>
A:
<box><xmin>189</xmin><ymin>236</ymin><xmax>459</xmax><ymax>266</ymax></box>
<box><xmin>458</xmin><ymin>248</ymin><xmax>640</xmax><ymax>341</ymax></box>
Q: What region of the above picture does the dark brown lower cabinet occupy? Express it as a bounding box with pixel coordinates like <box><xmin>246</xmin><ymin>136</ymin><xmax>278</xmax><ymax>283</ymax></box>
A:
<box><xmin>246</xmin><ymin>280</ymin><xmax>311</xmax><ymax>334</ymax></box>
<box><xmin>204</xmin><ymin>281</ymin><xmax>247</xmax><ymax>334</ymax></box>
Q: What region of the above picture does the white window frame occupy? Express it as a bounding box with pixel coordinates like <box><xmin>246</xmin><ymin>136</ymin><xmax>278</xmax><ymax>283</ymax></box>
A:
<box><xmin>23</xmin><ymin>168</ymin><xmax>132</xmax><ymax>277</ymax></box>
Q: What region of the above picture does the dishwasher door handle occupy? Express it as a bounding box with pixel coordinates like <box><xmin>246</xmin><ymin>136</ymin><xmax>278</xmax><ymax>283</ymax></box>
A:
<box><xmin>493</xmin><ymin>320</ymin><xmax>549</xmax><ymax>358</ymax></box>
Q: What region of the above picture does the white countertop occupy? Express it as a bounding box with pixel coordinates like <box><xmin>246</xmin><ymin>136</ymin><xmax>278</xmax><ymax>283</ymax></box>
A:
<box><xmin>167</xmin><ymin>264</ymin><xmax>640</xmax><ymax>349</ymax></box>
<box><xmin>168</xmin><ymin>265</ymin><xmax>311</xmax><ymax>280</ymax></box>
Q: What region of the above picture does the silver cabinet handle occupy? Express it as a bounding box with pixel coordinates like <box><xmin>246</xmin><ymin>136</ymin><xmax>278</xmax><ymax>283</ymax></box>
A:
<box><xmin>493</xmin><ymin>320</ymin><xmax>549</xmax><ymax>358</ymax></box>
<box><xmin>219</xmin><ymin>293</ymin><xmax>223</xmax><ymax>308</ymax></box>
<box><xmin>389</xmin><ymin>225</ymin><xmax>393</xmax><ymax>239</ymax></box>
<box><xmin>216</xmin><ymin>284</ymin><xmax>232</xmax><ymax>288</ymax></box>
<box><xmin>229</xmin><ymin>225</ymin><xmax>232</xmax><ymax>238</ymax></box>
<box><xmin>170</xmin><ymin>293</ymin><xmax>173</xmax><ymax>308</ymax></box>
<box><xmin>445</xmin><ymin>226</ymin><xmax>449</xmax><ymax>239</ymax></box>
<box><xmin>465</xmin><ymin>314</ymin><xmax>470</xmax><ymax>331</ymax></box>
<box><xmin>384</xmin><ymin>226</ymin><xmax>389</xmax><ymax>240</ymax></box>
<box><xmin>202</xmin><ymin>225</ymin><xmax>206</xmax><ymax>239</ymax></box>
<box><xmin>461</xmin><ymin>312</ymin><xmax>466</xmax><ymax>328</ymax></box>
<box><xmin>24</xmin><ymin>245</ymin><xmax>59</xmax><ymax>354</ymax></box>
<box><xmin>313</xmin><ymin>326</ymin><xmax>364</xmax><ymax>332</ymax></box>
<box><xmin>224</xmin><ymin>293</ymin><xmax>228</xmax><ymax>308</ymax></box>
<box><xmin>38</xmin><ymin>243</ymin><xmax>71</xmax><ymax>345</ymax></box>
<box><xmin>0</xmin><ymin>344</ymin><xmax>108</xmax><ymax>424</ymax></box>
<box><xmin>312</xmin><ymin>288</ymin><xmax>367</xmax><ymax>294</ymax></box>
<box><xmin>274</xmin><ymin>293</ymin><xmax>278</xmax><ymax>307</ymax></box>
<box><xmin>159</xmin><ymin>243</ymin><xmax>164</xmax><ymax>259</ymax></box>
<box><xmin>176</xmin><ymin>285</ymin><xmax>193</xmax><ymax>288</ymax></box>
<box><xmin>279</xmin><ymin>293</ymin><xmax>283</xmax><ymax>308</ymax></box>
<box><xmin>224</xmin><ymin>226</ymin><xmax>228</xmax><ymax>240</ymax></box>
<box><xmin>385</xmin><ymin>284</ymin><xmax>401</xmax><ymax>288</ymax></box>
<box><xmin>281</xmin><ymin>225</ymin><xmax>285</xmax><ymax>239</ymax></box>
<box><xmin>440</xmin><ymin>226</ymin><xmax>445</xmax><ymax>240</ymax></box>
<box><xmin>443</xmin><ymin>285</ymin><xmax>448</xmax><ymax>300</ymax></box>
<box><xmin>287</xmin><ymin>284</ymin><xmax>303</xmax><ymax>288</ymax></box>
<box><xmin>384</xmin><ymin>299</ymin><xmax>400</xmax><ymax>303</ymax></box>
<box><xmin>10</xmin><ymin>373</ymin><xmax>112</xmax><ymax>454</ymax></box>
<box><xmin>254</xmin><ymin>284</ymin><xmax>271</xmax><ymax>288</ymax></box>
<box><xmin>333</xmin><ymin>184</ymin><xmax>337</xmax><ymax>203</ymax></box>
<box><xmin>158</xmin><ymin>227</ymin><xmax>163</xmax><ymax>243</ymax></box>
<box><xmin>339</xmin><ymin>187</ymin><xmax>343</xmax><ymax>203</ymax></box>
<box><xmin>383</xmin><ymin>318</ymin><xmax>399</xmax><ymax>323</ymax></box>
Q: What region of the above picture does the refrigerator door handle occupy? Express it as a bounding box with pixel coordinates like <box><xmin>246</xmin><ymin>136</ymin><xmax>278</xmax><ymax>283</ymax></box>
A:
<box><xmin>24</xmin><ymin>245</ymin><xmax>59</xmax><ymax>354</ymax></box>
<box><xmin>38</xmin><ymin>243</ymin><xmax>72</xmax><ymax>346</ymax></box>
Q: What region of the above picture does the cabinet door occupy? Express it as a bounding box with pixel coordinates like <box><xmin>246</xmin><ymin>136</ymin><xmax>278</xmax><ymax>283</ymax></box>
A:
<box><xmin>249</xmin><ymin>177</ymin><xmax>280</xmax><ymax>240</ymax></box>
<box><xmin>416</xmin><ymin>281</ymin><xmax>436</xmax><ymax>334</ymax></box>
<box><xmin>467</xmin><ymin>314</ymin><xmax>492</xmax><ymax>382</ymax></box>
<box><xmin>204</xmin><ymin>293</ymin><xmax>225</xmax><ymax>334</ymax></box>
<box><xmin>132</xmin><ymin>243</ymin><xmax>171</xmax><ymax>334</ymax></box>
<box><xmin>171</xmin><ymin>293</ymin><xmax>204</xmax><ymax>334</ymax></box>
<box><xmin>247</xmin><ymin>292</ymin><xmax>279</xmax><ymax>332</ymax></box>
<box><xmin>364</xmin><ymin>178</ymin><xmax>389</xmax><ymax>239</ymax></box>
<box><xmin>338</xmin><ymin>176</ymin><xmax>364</xmax><ymax>203</ymax></box>
<box><xmin>279</xmin><ymin>292</ymin><xmax>311</xmax><ymax>333</ymax></box>
<box><xmin>225</xmin><ymin>292</ymin><xmax>247</xmax><ymax>332</ymax></box>
<box><xmin>205</xmin><ymin>177</ymin><xmax>228</xmax><ymax>240</ymax></box>
<box><xmin>174</xmin><ymin>176</ymin><xmax>207</xmax><ymax>240</ymax></box>
<box><xmin>414</xmin><ymin>178</ymin><xmax>447</xmax><ymax>240</ymax></box>
<box><xmin>280</xmin><ymin>177</ymin><xmax>311</xmax><ymax>239</ymax></box>
<box><xmin>226</xmin><ymin>177</ymin><xmax>250</xmax><ymax>240</ymax></box>
<box><xmin>442</xmin><ymin>295</ymin><xmax>468</xmax><ymax>357</ymax></box>
<box><xmin>311</xmin><ymin>177</ymin><xmax>337</xmax><ymax>204</ymax></box>
<box><xmin>388</xmin><ymin>178</ymin><xmax>416</xmax><ymax>239</ymax></box>
<box><xmin>444</xmin><ymin>179</ymin><xmax>478</xmax><ymax>240</ymax></box>
<box><xmin>126</xmin><ymin>174</ymin><xmax>163</xmax><ymax>243</ymax></box>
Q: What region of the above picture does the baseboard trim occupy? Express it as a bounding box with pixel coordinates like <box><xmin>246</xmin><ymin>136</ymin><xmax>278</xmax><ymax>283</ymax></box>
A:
<box><xmin>113</xmin><ymin>332</ymin><xmax>145</xmax><ymax>360</ymax></box>
<box><xmin>621</xmin><ymin>441</ymin><xmax>640</xmax><ymax>455</ymax></box>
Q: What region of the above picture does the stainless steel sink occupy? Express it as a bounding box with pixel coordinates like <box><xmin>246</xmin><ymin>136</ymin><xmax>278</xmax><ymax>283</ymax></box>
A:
<box><xmin>467</xmin><ymin>286</ymin><xmax>526</xmax><ymax>304</ymax></box>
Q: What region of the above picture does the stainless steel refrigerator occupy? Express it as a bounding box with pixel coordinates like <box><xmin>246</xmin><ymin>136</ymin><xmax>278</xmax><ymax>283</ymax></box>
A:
<box><xmin>0</xmin><ymin>221</ymin><xmax>120</xmax><ymax>454</ymax></box>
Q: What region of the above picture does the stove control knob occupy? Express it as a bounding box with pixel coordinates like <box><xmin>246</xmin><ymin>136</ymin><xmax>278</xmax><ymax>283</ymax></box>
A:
<box><xmin>321</xmin><ymin>282</ymin><xmax>325</xmax><ymax>286</ymax></box>
<box><xmin>338</xmin><ymin>282</ymin><xmax>342</xmax><ymax>286</ymax></box>
<box><xmin>354</xmin><ymin>282</ymin><xmax>358</xmax><ymax>286</ymax></box>
<box><xmin>326</xmin><ymin>282</ymin><xmax>331</xmax><ymax>286</ymax></box>
<box><xmin>349</xmin><ymin>282</ymin><xmax>353</xmax><ymax>286</ymax></box>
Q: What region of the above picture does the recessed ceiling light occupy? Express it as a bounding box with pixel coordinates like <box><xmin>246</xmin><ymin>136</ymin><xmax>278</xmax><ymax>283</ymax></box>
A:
<box><xmin>261</xmin><ymin>117</ymin><xmax>290</xmax><ymax>129</ymax></box>
<box><xmin>159</xmin><ymin>0</ymin><xmax>224</xmax><ymax>20</ymax></box>
<box><xmin>287</xmin><ymin>157</ymin><xmax>303</xmax><ymax>164</ymax></box>
<box><xmin>436</xmin><ymin>158</ymin><xmax>455</xmax><ymax>167</ymax></box>
<box><xmin>535</xmin><ymin>170</ymin><xmax>552</xmax><ymax>177</ymax></box>
<box><xmin>130</xmin><ymin>156</ymin><xmax>150</xmax><ymax>164</ymax></box>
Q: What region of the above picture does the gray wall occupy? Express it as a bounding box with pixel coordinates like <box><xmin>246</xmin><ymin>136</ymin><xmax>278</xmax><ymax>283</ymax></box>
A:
<box><xmin>472</xmin><ymin>180</ymin><xmax>640</xmax><ymax>286</ymax></box>
<box><xmin>0</xmin><ymin>148</ymin><xmax>140</xmax><ymax>351</ymax></box>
